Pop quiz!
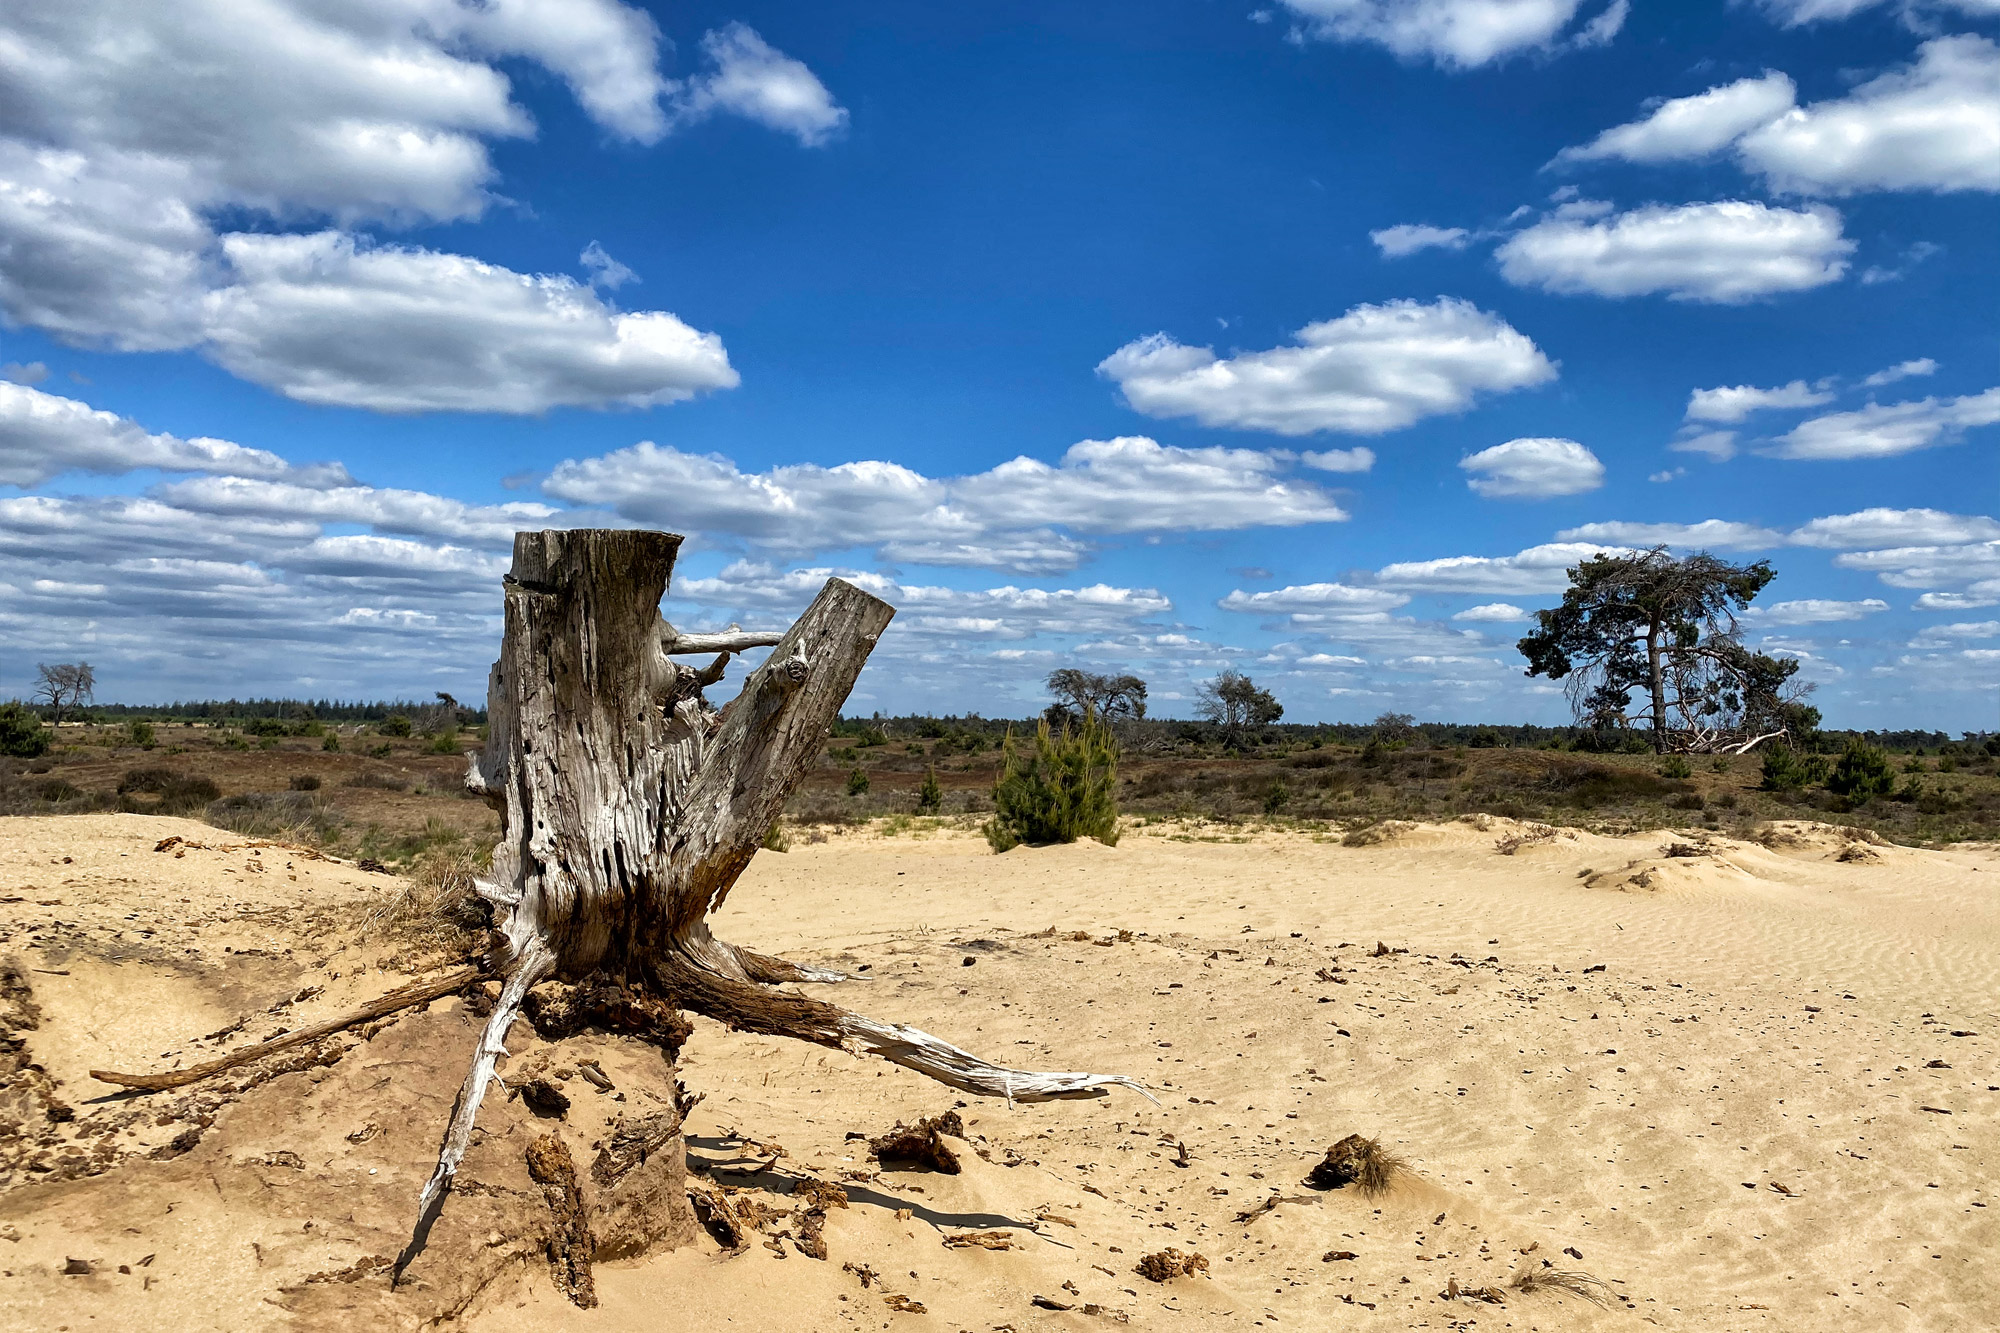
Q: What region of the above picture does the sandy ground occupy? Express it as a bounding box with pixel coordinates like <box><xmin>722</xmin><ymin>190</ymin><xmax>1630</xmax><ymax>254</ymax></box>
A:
<box><xmin>1</xmin><ymin>812</ymin><xmax>1994</xmax><ymax>1332</ymax></box>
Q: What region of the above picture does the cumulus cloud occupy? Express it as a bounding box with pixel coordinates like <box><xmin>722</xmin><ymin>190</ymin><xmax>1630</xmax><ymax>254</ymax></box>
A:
<box><xmin>155</xmin><ymin>476</ymin><xmax>565</xmax><ymax>546</ymax></box>
<box><xmin>1217</xmin><ymin>582</ymin><xmax>1411</xmax><ymax>617</ymax></box>
<box><xmin>1452</xmin><ymin>602</ymin><xmax>1530</xmax><ymax>621</ymax></box>
<box><xmin>672</xmin><ymin>23</ymin><xmax>848</xmax><ymax>146</ymax></box>
<box><xmin>544</xmin><ymin>436</ymin><xmax>1348</xmax><ymax>573</ymax></box>
<box><xmin>1789</xmin><ymin>507</ymin><xmax>2000</xmax><ymax>549</ymax></box>
<box><xmin>1669</xmin><ymin>429</ymin><xmax>1740</xmax><ymax>460</ymax></box>
<box><xmin>1276</xmin><ymin>0</ymin><xmax>1627</xmax><ymax>69</ymax></box>
<box><xmin>0</xmin><ymin>4</ymin><xmax>844</xmax><ymax>409</ymax></box>
<box><xmin>1862</xmin><ymin>358</ymin><xmax>1938</xmax><ymax>388</ymax></box>
<box><xmin>1554</xmin><ymin>73</ymin><xmax>1798</xmax><ymax>165</ymax></box>
<box><xmin>1739</xmin><ymin>37</ymin><xmax>2000</xmax><ymax>195</ymax></box>
<box><xmin>1685</xmin><ymin>379</ymin><xmax>1834</xmax><ymax>423</ymax></box>
<box><xmin>1554</xmin><ymin>38</ymin><xmax>2000</xmax><ymax>196</ymax></box>
<box><xmin>1370</xmin><ymin>224</ymin><xmax>1471</xmax><ymax>257</ymax></box>
<box><xmin>1458</xmin><ymin>436</ymin><xmax>1604</xmax><ymax>499</ymax></box>
<box><xmin>1749</xmin><ymin>597</ymin><xmax>1889</xmax><ymax>625</ymax></box>
<box><xmin>1495</xmin><ymin>200</ymin><xmax>1853</xmax><ymax>302</ymax></box>
<box><xmin>1557</xmin><ymin>518</ymin><xmax>1786</xmax><ymax>549</ymax></box>
<box><xmin>1301</xmin><ymin>447</ymin><xmax>1377</xmax><ymax>473</ymax></box>
<box><xmin>1763</xmin><ymin>387</ymin><xmax>2000</xmax><ymax>460</ymax></box>
<box><xmin>0</xmin><ymin>382</ymin><xmax>350</xmax><ymax>488</ymax></box>
<box><xmin>200</xmin><ymin>232</ymin><xmax>738</xmax><ymax>412</ymax></box>
<box><xmin>1097</xmin><ymin>298</ymin><xmax>1556</xmax><ymax>436</ymax></box>
<box><xmin>1374</xmin><ymin>541</ymin><xmax>1633</xmax><ymax>594</ymax></box>
<box><xmin>1834</xmin><ymin>541</ymin><xmax>2000</xmax><ymax>591</ymax></box>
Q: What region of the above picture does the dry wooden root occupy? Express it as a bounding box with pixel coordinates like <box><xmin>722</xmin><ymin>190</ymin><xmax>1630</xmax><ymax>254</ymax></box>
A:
<box><xmin>869</xmin><ymin>1110</ymin><xmax>966</xmax><ymax>1173</ymax></box>
<box><xmin>942</xmin><ymin>1230</ymin><xmax>1018</xmax><ymax>1250</ymax></box>
<box><xmin>1444</xmin><ymin>1277</ymin><xmax>1507</xmax><ymax>1304</ymax></box>
<box><xmin>1133</xmin><ymin>1248</ymin><xmax>1208</xmax><ymax>1283</ymax></box>
<box><xmin>90</xmin><ymin>965</ymin><xmax>484</xmax><ymax>1092</ymax></box>
<box><xmin>525</xmin><ymin>1133</ymin><xmax>597</xmax><ymax>1309</ymax></box>
<box><xmin>1304</xmin><ymin>1133</ymin><xmax>1405</xmax><ymax>1196</ymax></box>
<box><xmin>388</xmin><ymin>529</ymin><xmax>1146</xmax><ymax>1284</ymax></box>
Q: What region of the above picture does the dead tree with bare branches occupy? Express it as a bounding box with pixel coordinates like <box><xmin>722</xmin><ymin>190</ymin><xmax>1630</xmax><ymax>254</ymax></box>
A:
<box><xmin>393</xmin><ymin>528</ymin><xmax>1146</xmax><ymax>1278</ymax></box>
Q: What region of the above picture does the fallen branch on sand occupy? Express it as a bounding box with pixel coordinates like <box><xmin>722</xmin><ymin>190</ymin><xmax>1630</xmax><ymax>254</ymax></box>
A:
<box><xmin>89</xmin><ymin>965</ymin><xmax>485</xmax><ymax>1092</ymax></box>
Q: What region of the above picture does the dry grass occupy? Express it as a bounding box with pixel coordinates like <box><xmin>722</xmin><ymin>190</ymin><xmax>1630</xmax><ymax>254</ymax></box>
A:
<box><xmin>1304</xmin><ymin>1133</ymin><xmax>1408</xmax><ymax>1196</ymax></box>
<box><xmin>1495</xmin><ymin>824</ymin><xmax>1558</xmax><ymax>855</ymax></box>
<box><xmin>1509</xmin><ymin>1265</ymin><xmax>1613</xmax><ymax>1305</ymax></box>
<box><xmin>358</xmin><ymin>838</ymin><xmax>491</xmax><ymax>965</ymax></box>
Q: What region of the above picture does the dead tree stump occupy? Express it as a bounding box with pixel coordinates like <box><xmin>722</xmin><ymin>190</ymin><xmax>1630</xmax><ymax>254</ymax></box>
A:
<box><xmin>397</xmin><ymin>528</ymin><xmax>1145</xmax><ymax>1281</ymax></box>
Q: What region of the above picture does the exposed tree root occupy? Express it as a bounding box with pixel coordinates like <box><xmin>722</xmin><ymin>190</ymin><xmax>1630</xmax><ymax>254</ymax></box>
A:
<box><xmin>525</xmin><ymin>1133</ymin><xmax>597</xmax><ymax>1308</ymax></box>
<box><xmin>89</xmin><ymin>965</ymin><xmax>485</xmax><ymax>1092</ymax></box>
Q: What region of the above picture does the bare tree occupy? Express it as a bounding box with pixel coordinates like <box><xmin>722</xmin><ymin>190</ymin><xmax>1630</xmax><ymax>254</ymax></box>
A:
<box><xmin>1195</xmin><ymin>669</ymin><xmax>1282</xmax><ymax>746</ymax></box>
<box><xmin>1044</xmin><ymin>668</ymin><xmax>1147</xmax><ymax>725</ymax></box>
<box><xmin>33</xmin><ymin>661</ymin><xmax>94</xmax><ymax>724</ymax></box>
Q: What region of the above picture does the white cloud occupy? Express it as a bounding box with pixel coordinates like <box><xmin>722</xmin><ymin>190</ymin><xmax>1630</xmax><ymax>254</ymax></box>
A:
<box><xmin>1375</xmin><ymin>541</ymin><xmax>1634</xmax><ymax>594</ymax></box>
<box><xmin>1552</xmin><ymin>39</ymin><xmax>2000</xmax><ymax>197</ymax></box>
<box><xmin>1910</xmin><ymin>620</ymin><xmax>2000</xmax><ymax>647</ymax></box>
<box><xmin>1834</xmin><ymin>541</ymin><xmax>2000</xmax><ymax>592</ymax></box>
<box><xmin>1301</xmin><ymin>447</ymin><xmax>1378</xmax><ymax>473</ymax></box>
<box><xmin>1217</xmin><ymin>582</ymin><xmax>1411</xmax><ymax>617</ymax></box>
<box><xmin>0</xmin><ymin>5</ymin><xmax>847</xmax><ymax>409</ymax></box>
<box><xmin>1277</xmin><ymin>0</ymin><xmax>1626</xmax><ymax>70</ymax></box>
<box><xmin>1788</xmin><ymin>508</ymin><xmax>2000</xmax><ymax>549</ymax></box>
<box><xmin>1763</xmin><ymin>387</ymin><xmax>2000</xmax><ymax>460</ymax></box>
<box><xmin>0</xmin><ymin>382</ymin><xmax>350</xmax><ymax>488</ymax></box>
<box><xmin>1738</xmin><ymin>37</ymin><xmax>2000</xmax><ymax>195</ymax></box>
<box><xmin>1</xmin><ymin>362</ymin><xmax>48</xmax><ymax>385</ymax></box>
<box><xmin>155</xmin><ymin>476</ymin><xmax>565</xmax><ymax>545</ymax></box>
<box><xmin>1750</xmin><ymin>597</ymin><xmax>1888</xmax><ymax>625</ymax></box>
<box><xmin>1669</xmin><ymin>429</ymin><xmax>1739</xmax><ymax>460</ymax></box>
<box><xmin>1684</xmin><ymin>379</ymin><xmax>1834</xmax><ymax>423</ymax></box>
<box><xmin>1557</xmin><ymin>519</ymin><xmax>1785</xmax><ymax>549</ymax></box>
<box><xmin>1458</xmin><ymin>436</ymin><xmax>1604</xmax><ymax>499</ymax></box>
<box><xmin>1554</xmin><ymin>73</ymin><xmax>1798</xmax><ymax>165</ymax></box>
<box><xmin>579</xmin><ymin>241</ymin><xmax>637</xmax><ymax>291</ymax></box>
<box><xmin>1862</xmin><ymin>358</ymin><xmax>1938</xmax><ymax>388</ymax></box>
<box><xmin>543</xmin><ymin>435</ymin><xmax>1348</xmax><ymax>573</ymax></box>
<box><xmin>1097</xmin><ymin>297</ymin><xmax>1556</xmax><ymax>436</ymax></box>
<box><xmin>1914</xmin><ymin>591</ymin><xmax>2000</xmax><ymax>611</ymax></box>
<box><xmin>674</xmin><ymin>560</ymin><xmax>1174</xmax><ymax>641</ymax></box>
<box><xmin>1370</xmin><ymin>224</ymin><xmax>1471</xmax><ymax>257</ymax></box>
<box><xmin>1495</xmin><ymin>200</ymin><xmax>1853</xmax><ymax>302</ymax></box>
<box><xmin>673</xmin><ymin>23</ymin><xmax>848</xmax><ymax>147</ymax></box>
<box><xmin>1452</xmin><ymin>602</ymin><xmax>1530</xmax><ymax>621</ymax></box>
<box><xmin>199</xmin><ymin>232</ymin><xmax>738</xmax><ymax>412</ymax></box>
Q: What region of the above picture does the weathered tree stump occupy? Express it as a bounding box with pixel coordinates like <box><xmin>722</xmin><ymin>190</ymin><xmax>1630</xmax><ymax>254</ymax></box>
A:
<box><xmin>397</xmin><ymin>528</ymin><xmax>1145</xmax><ymax>1281</ymax></box>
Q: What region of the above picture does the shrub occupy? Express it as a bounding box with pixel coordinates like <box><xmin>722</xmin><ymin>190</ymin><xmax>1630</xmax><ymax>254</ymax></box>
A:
<box><xmin>1759</xmin><ymin>746</ymin><xmax>1828</xmax><ymax>791</ymax></box>
<box><xmin>1658</xmin><ymin>755</ymin><xmax>1693</xmax><ymax>780</ymax></box>
<box><xmin>379</xmin><ymin>714</ymin><xmax>413</xmax><ymax>738</ymax></box>
<box><xmin>916</xmin><ymin>766</ymin><xmax>943</xmax><ymax>815</ymax></box>
<box><xmin>428</xmin><ymin>728</ymin><xmax>461</xmax><ymax>754</ymax></box>
<box><xmin>117</xmin><ymin>766</ymin><xmax>180</xmax><ymax>794</ymax></box>
<box><xmin>762</xmin><ymin>820</ymin><xmax>792</xmax><ymax>853</ymax></box>
<box><xmin>244</xmin><ymin>716</ymin><xmax>291</xmax><ymax>738</ymax></box>
<box><xmin>1826</xmin><ymin>741</ymin><xmax>1895</xmax><ymax>802</ymax></box>
<box><xmin>1262</xmin><ymin>780</ymin><xmax>1291</xmax><ymax>815</ymax></box>
<box><xmin>845</xmin><ymin>767</ymin><xmax>870</xmax><ymax>796</ymax></box>
<box><xmin>159</xmin><ymin>775</ymin><xmax>222</xmax><ymax>815</ymax></box>
<box><xmin>0</xmin><ymin>703</ymin><xmax>50</xmax><ymax>758</ymax></box>
<box><xmin>322</xmin><ymin>733</ymin><xmax>341</xmax><ymax>752</ymax></box>
<box><xmin>984</xmin><ymin>717</ymin><xmax>1119</xmax><ymax>851</ymax></box>
<box><xmin>290</xmin><ymin>774</ymin><xmax>322</xmax><ymax>791</ymax></box>
<box><xmin>127</xmin><ymin>719</ymin><xmax>157</xmax><ymax>749</ymax></box>
<box><xmin>205</xmin><ymin>791</ymin><xmax>342</xmax><ymax>844</ymax></box>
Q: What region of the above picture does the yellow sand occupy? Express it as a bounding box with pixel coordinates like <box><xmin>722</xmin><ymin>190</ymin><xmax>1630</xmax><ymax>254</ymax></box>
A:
<box><xmin>1</xmin><ymin>812</ymin><xmax>1994</xmax><ymax>1331</ymax></box>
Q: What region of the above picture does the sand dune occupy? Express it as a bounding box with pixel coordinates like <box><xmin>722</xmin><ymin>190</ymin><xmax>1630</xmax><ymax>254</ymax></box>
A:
<box><xmin>1</xmin><ymin>812</ymin><xmax>1993</xmax><ymax>1330</ymax></box>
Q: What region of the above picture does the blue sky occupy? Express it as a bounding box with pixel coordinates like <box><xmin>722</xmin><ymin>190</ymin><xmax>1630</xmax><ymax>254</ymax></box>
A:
<box><xmin>0</xmin><ymin>0</ymin><xmax>1995</xmax><ymax>727</ymax></box>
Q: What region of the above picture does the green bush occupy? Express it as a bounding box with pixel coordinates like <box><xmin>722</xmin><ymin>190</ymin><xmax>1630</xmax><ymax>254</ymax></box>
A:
<box><xmin>984</xmin><ymin>717</ymin><xmax>1119</xmax><ymax>851</ymax></box>
<box><xmin>1658</xmin><ymin>755</ymin><xmax>1693</xmax><ymax>779</ymax></box>
<box><xmin>429</xmin><ymin>728</ymin><xmax>461</xmax><ymax>754</ymax></box>
<box><xmin>1826</xmin><ymin>740</ymin><xmax>1895</xmax><ymax>802</ymax></box>
<box><xmin>1262</xmin><ymin>780</ymin><xmax>1291</xmax><ymax>815</ymax></box>
<box><xmin>916</xmin><ymin>766</ymin><xmax>943</xmax><ymax>815</ymax></box>
<box><xmin>322</xmin><ymin>733</ymin><xmax>341</xmax><ymax>753</ymax></box>
<box><xmin>127</xmin><ymin>719</ymin><xmax>157</xmax><ymax>749</ymax></box>
<box><xmin>1760</xmin><ymin>746</ymin><xmax>1829</xmax><ymax>791</ymax></box>
<box><xmin>0</xmin><ymin>703</ymin><xmax>50</xmax><ymax>758</ymax></box>
<box><xmin>845</xmin><ymin>767</ymin><xmax>870</xmax><ymax>796</ymax></box>
<box><xmin>244</xmin><ymin>716</ymin><xmax>291</xmax><ymax>737</ymax></box>
<box><xmin>379</xmin><ymin>714</ymin><xmax>413</xmax><ymax>738</ymax></box>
